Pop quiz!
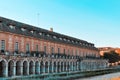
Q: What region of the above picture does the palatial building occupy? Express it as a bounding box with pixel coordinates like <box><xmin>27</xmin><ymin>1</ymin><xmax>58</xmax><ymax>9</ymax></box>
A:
<box><xmin>0</xmin><ymin>17</ymin><xmax>108</xmax><ymax>77</ymax></box>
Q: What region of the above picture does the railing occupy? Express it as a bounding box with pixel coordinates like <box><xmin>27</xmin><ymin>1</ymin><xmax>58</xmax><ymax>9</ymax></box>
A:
<box><xmin>0</xmin><ymin>50</ymin><xmax>100</xmax><ymax>60</ymax></box>
<box><xmin>0</xmin><ymin>51</ymin><xmax>74</xmax><ymax>60</ymax></box>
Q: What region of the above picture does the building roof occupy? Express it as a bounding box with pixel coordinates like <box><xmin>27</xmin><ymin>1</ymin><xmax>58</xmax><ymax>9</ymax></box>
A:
<box><xmin>0</xmin><ymin>16</ymin><xmax>97</xmax><ymax>50</ymax></box>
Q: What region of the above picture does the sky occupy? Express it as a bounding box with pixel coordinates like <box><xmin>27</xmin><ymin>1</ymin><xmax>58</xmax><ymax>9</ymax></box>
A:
<box><xmin>0</xmin><ymin>0</ymin><xmax>120</xmax><ymax>47</ymax></box>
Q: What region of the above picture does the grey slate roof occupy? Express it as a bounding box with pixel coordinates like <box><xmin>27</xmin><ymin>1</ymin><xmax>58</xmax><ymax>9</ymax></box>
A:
<box><xmin>0</xmin><ymin>16</ymin><xmax>97</xmax><ymax>50</ymax></box>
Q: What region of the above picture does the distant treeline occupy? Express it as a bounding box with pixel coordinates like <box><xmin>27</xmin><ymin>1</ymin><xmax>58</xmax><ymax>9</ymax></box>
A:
<box><xmin>101</xmin><ymin>51</ymin><xmax>120</xmax><ymax>63</ymax></box>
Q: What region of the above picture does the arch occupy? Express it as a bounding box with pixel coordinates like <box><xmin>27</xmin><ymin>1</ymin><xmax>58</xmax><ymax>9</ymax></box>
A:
<box><xmin>61</xmin><ymin>62</ymin><xmax>63</xmax><ymax>72</ymax></box>
<box><xmin>29</xmin><ymin>61</ymin><xmax>34</xmax><ymax>74</ymax></box>
<box><xmin>70</xmin><ymin>62</ymin><xmax>72</xmax><ymax>71</ymax></box>
<box><xmin>35</xmin><ymin>61</ymin><xmax>40</xmax><ymax>74</ymax></box>
<box><xmin>16</xmin><ymin>61</ymin><xmax>22</xmax><ymax>76</ymax></box>
<box><xmin>45</xmin><ymin>61</ymin><xmax>48</xmax><ymax>73</ymax></box>
<box><xmin>78</xmin><ymin>62</ymin><xmax>80</xmax><ymax>71</ymax></box>
<box><xmin>57</xmin><ymin>62</ymin><xmax>60</xmax><ymax>73</ymax></box>
<box><xmin>75</xmin><ymin>61</ymin><xmax>78</xmax><ymax>71</ymax></box>
<box><xmin>40</xmin><ymin>61</ymin><xmax>44</xmax><ymax>74</ymax></box>
<box><xmin>23</xmin><ymin>61</ymin><xmax>28</xmax><ymax>75</ymax></box>
<box><xmin>49</xmin><ymin>61</ymin><xmax>52</xmax><ymax>73</ymax></box>
<box><xmin>53</xmin><ymin>62</ymin><xmax>56</xmax><ymax>72</ymax></box>
<box><xmin>64</xmin><ymin>62</ymin><xmax>66</xmax><ymax>72</ymax></box>
<box><xmin>67</xmin><ymin>62</ymin><xmax>70</xmax><ymax>72</ymax></box>
<box><xmin>73</xmin><ymin>62</ymin><xmax>76</xmax><ymax>71</ymax></box>
<box><xmin>0</xmin><ymin>60</ymin><xmax>7</xmax><ymax>77</ymax></box>
<box><xmin>8</xmin><ymin>60</ymin><xmax>14</xmax><ymax>77</ymax></box>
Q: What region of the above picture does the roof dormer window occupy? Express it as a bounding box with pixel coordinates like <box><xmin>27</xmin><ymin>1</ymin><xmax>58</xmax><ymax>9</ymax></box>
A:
<box><xmin>68</xmin><ymin>40</ymin><xmax>70</xmax><ymax>42</ymax></box>
<box><xmin>76</xmin><ymin>41</ymin><xmax>78</xmax><ymax>44</ymax></box>
<box><xmin>47</xmin><ymin>34</ymin><xmax>50</xmax><ymax>37</ymax></box>
<box><xmin>31</xmin><ymin>30</ymin><xmax>34</xmax><ymax>33</ymax></box>
<box><xmin>72</xmin><ymin>41</ymin><xmax>74</xmax><ymax>43</ymax></box>
<box><xmin>64</xmin><ymin>38</ymin><xmax>66</xmax><ymax>41</ymax></box>
<box><xmin>9</xmin><ymin>25</ymin><xmax>15</xmax><ymax>29</ymax></box>
<box><xmin>39</xmin><ymin>32</ymin><xmax>42</xmax><ymax>35</ymax></box>
<box><xmin>59</xmin><ymin>37</ymin><xmax>62</xmax><ymax>40</ymax></box>
<box><xmin>53</xmin><ymin>36</ymin><xmax>56</xmax><ymax>39</ymax></box>
<box><xmin>21</xmin><ymin>28</ymin><xmax>26</xmax><ymax>31</ymax></box>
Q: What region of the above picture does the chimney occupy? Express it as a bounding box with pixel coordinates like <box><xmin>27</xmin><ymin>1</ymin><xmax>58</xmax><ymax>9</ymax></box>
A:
<box><xmin>50</xmin><ymin>27</ymin><xmax>53</xmax><ymax>32</ymax></box>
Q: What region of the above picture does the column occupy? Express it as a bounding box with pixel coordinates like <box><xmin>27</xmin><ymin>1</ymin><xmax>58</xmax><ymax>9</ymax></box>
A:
<box><xmin>59</xmin><ymin>64</ymin><xmax>61</xmax><ymax>72</ymax></box>
<box><xmin>48</xmin><ymin>63</ymin><xmax>50</xmax><ymax>73</ymax></box>
<box><xmin>4</xmin><ymin>64</ymin><xmax>8</xmax><ymax>77</ymax></box>
<box><xmin>13</xmin><ymin>63</ymin><xmax>16</xmax><ymax>76</ymax></box>
<box><xmin>37</xmin><ymin>63</ymin><xmax>40</xmax><ymax>74</ymax></box>
<box><xmin>39</xmin><ymin>63</ymin><xmax>41</xmax><ymax>74</ymax></box>
<box><xmin>43</xmin><ymin>63</ymin><xmax>45</xmax><ymax>73</ymax></box>
<box><xmin>77</xmin><ymin>62</ymin><xmax>79</xmax><ymax>71</ymax></box>
<box><xmin>20</xmin><ymin>64</ymin><xmax>23</xmax><ymax>75</ymax></box>
<box><xmin>27</xmin><ymin>64</ymin><xmax>29</xmax><ymax>75</ymax></box>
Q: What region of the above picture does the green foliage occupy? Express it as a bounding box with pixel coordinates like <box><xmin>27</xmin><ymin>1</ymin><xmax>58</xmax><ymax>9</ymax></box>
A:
<box><xmin>103</xmin><ymin>51</ymin><xmax>120</xmax><ymax>63</ymax></box>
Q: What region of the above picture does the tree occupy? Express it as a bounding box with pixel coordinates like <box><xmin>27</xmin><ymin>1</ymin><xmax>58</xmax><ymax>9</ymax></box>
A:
<box><xmin>103</xmin><ymin>51</ymin><xmax>120</xmax><ymax>63</ymax></box>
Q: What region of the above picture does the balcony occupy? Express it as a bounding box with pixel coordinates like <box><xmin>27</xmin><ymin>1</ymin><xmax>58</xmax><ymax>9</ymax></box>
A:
<box><xmin>0</xmin><ymin>50</ymin><xmax>83</xmax><ymax>61</ymax></box>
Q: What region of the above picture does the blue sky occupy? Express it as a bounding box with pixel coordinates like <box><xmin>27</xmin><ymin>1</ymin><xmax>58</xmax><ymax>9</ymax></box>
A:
<box><xmin>0</xmin><ymin>0</ymin><xmax>120</xmax><ymax>47</ymax></box>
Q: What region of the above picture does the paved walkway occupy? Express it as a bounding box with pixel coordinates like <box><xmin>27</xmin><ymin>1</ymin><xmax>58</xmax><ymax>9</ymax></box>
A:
<box><xmin>76</xmin><ymin>72</ymin><xmax>120</xmax><ymax>80</ymax></box>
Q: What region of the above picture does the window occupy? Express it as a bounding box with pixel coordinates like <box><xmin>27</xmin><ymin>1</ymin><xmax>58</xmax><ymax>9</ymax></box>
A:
<box><xmin>58</xmin><ymin>48</ymin><xmax>60</xmax><ymax>53</ymax></box>
<box><xmin>21</xmin><ymin>28</ymin><xmax>26</xmax><ymax>31</ymax></box>
<box><xmin>71</xmin><ymin>50</ymin><xmax>73</xmax><ymax>55</ymax></box>
<box><xmin>1</xmin><ymin>40</ymin><xmax>5</xmax><ymax>50</ymax></box>
<box><xmin>76</xmin><ymin>50</ymin><xmax>78</xmax><ymax>55</ymax></box>
<box><xmin>9</xmin><ymin>25</ymin><xmax>15</xmax><ymax>29</ymax></box>
<box><xmin>51</xmin><ymin>47</ymin><xmax>54</xmax><ymax>54</ymax></box>
<box><xmin>47</xmin><ymin>34</ymin><xmax>50</xmax><ymax>37</ymax></box>
<box><xmin>59</xmin><ymin>38</ymin><xmax>62</xmax><ymax>40</ymax></box>
<box><xmin>39</xmin><ymin>32</ymin><xmax>42</xmax><ymax>35</ymax></box>
<box><xmin>36</xmin><ymin>45</ymin><xmax>39</xmax><ymax>51</ymax></box>
<box><xmin>64</xmin><ymin>49</ymin><xmax>65</xmax><ymax>54</ymax></box>
<box><xmin>44</xmin><ymin>46</ymin><xmax>47</xmax><ymax>53</ymax></box>
<box><xmin>53</xmin><ymin>36</ymin><xmax>57</xmax><ymax>39</ymax></box>
<box><xmin>26</xmin><ymin>43</ymin><xmax>30</xmax><ymax>52</ymax></box>
<box><xmin>31</xmin><ymin>30</ymin><xmax>34</xmax><ymax>33</ymax></box>
<box><xmin>68</xmin><ymin>49</ymin><xmax>69</xmax><ymax>54</ymax></box>
<box><xmin>15</xmin><ymin>42</ymin><xmax>19</xmax><ymax>51</ymax></box>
